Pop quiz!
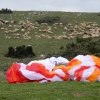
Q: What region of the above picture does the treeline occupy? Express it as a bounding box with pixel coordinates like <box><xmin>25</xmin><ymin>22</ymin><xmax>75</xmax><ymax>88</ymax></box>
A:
<box><xmin>0</xmin><ymin>8</ymin><xmax>12</xmax><ymax>14</ymax></box>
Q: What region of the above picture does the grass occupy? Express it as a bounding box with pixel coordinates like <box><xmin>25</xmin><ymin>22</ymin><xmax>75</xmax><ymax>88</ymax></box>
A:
<box><xmin>0</xmin><ymin>11</ymin><xmax>100</xmax><ymax>100</ymax></box>
<box><xmin>0</xmin><ymin>78</ymin><xmax>100</xmax><ymax>100</ymax></box>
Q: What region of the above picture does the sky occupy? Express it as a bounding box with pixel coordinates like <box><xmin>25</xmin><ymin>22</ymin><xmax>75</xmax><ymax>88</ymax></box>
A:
<box><xmin>0</xmin><ymin>0</ymin><xmax>100</xmax><ymax>12</ymax></box>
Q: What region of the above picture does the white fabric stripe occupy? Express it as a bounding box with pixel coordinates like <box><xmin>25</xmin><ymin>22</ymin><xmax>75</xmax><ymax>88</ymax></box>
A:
<box><xmin>53</xmin><ymin>69</ymin><xmax>65</xmax><ymax>76</ymax></box>
<box><xmin>68</xmin><ymin>65</ymin><xmax>83</xmax><ymax>76</ymax></box>
<box><xmin>82</xmin><ymin>66</ymin><xmax>96</xmax><ymax>78</ymax></box>
<box><xmin>19</xmin><ymin>63</ymin><xmax>46</xmax><ymax>80</ymax></box>
<box><xmin>19</xmin><ymin>63</ymin><xmax>64</xmax><ymax>81</ymax></box>
<box><xmin>74</xmin><ymin>55</ymin><xmax>95</xmax><ymax>66</ymax></box>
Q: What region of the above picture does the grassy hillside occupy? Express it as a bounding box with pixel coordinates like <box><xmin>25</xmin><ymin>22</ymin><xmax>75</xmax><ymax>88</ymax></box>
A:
<box><xmin>0</xmin><ymin>11</ymin><xmax>100</xmax><ymax>70</ymax></box>
<box><xmin>0</xmin><ymin>11</ymin><xmax>100</xmax><ymax>100</ymax></box>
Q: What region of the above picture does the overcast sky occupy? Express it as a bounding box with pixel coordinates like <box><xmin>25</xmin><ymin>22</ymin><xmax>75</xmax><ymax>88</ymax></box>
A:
<box><xmin>0</xmin><ymin>0</ymin><xmax>100</xmax><ymax>12</ymax></box>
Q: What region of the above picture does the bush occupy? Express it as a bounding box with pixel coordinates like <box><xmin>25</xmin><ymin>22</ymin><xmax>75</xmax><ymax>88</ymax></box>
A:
<box><xmin>5</xmin><ymin>47</ymin><xmax>15</xmax><ymax>57</ymax></box>
<box><xmin>5</xmin><ymin>45</ymin><xmax>35</xmax><ymax>59</ymax></box>
<box><xmin>46</xmin><ymin>37</ymin><xmax>100</xmax><ymax>60</ymax></box>
<box><xmin>36</xmin><ymin>16</ymin><xmax>60</xmax><ymax>24</ymax></box>
<box><xmin>60</xmin><ymin>38</ymin><xmax>100</xmax><ymax>59</ymax></box>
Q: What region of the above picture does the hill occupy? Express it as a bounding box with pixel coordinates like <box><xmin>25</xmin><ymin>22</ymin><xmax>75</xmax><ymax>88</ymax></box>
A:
<box><xmin>0</xmin><ymin>11</ymin><xmax>100</xmax><ymax>71</ymax></box>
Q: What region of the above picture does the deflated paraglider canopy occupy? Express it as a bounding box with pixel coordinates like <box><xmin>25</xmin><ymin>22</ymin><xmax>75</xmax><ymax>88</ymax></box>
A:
<box><xmin>6</xmin><ymin>56</ymin><xmax>69</xmax><ymax>83</ymax></box>
<box><xmin>6</xmin><ymin>55</ymin><xmax>100</xmax><ymax>84</ymax></box>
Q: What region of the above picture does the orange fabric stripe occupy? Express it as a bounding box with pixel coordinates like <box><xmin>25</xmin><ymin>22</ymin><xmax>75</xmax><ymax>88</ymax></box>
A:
<box><xmin>86</xmin><ymin>68</ymin><xmax>100</xmax><ymax>82</ymax></box>
<box><xmin>52</xmin><ymin>65</ymin><xmax>65</xmax><ymax>71</ymax></box>
<box><xmin>52</xmin><ymin>65</ymin><xmax>69</xmax><ymax>81</ymax></box>
<box><xmin>91</xmin><ymin>55</ymin><xmax>100</xmax><ymax>69</ymax></box>
<box><xmin>11</xmin><ymin>64</ymin><xmax>20</xmax><ymax>82</ymax></box>
<box><xmin>27</xmin><ymin>63</ymin><xmax>55</xmax><ymax>78</ymax></box>
<box><xmin>66</xmin><ymin>59</ymin><xmax>82</xmax><ymax>71</ymax></box>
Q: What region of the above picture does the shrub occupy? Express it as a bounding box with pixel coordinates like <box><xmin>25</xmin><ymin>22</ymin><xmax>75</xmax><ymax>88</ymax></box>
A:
<box><xmin>5</xmin><ymin>45</ymin><xmax>35</xmax><ymax>59</ymax></box>
<box><xmin>46</xmin><ymin>37</ymin><xmax>100</xmax><ymax>60</ymax></box>
<box><xmin>36</xmin><ymin>16</ymin><xmax>60</xmax><ymax>24</ymax></box>
<box><xmin>5</xmin><ymin>47</ymin><xmax>15</xmax><ymax>57</ymax></box>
